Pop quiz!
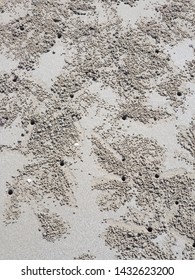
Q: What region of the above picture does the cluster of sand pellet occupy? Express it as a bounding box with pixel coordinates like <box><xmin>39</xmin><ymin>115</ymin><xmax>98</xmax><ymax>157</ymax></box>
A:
<box><xmin>74</xmin><ymin>253</ymin><xmax>96</xmax><ymax>260</ymax></box>
<box><xmin>36</xmin><ymin>208</ymin><xmax>70</xmax><ymax>242</ymax></box>
<box><xmin>177</xmin><ymin>119</ymin><xmax>195</xmax><ymax>159</ymax></box>
<box><xmin>118</xmin><ymin>95</ymin><xmax>171</xmax><ymax>124</ymax></box>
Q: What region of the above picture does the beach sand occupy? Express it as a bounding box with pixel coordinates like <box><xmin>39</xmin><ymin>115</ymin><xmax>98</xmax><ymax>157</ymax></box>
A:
<box><xmin>0</xmin><ymin>0</ymin><xmax>195</xmax><ymax>259</ymax></box>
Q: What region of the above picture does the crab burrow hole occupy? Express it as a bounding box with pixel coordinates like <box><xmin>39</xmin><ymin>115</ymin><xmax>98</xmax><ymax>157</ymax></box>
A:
<box><xmin>60</xmin><ymin>160</ymin><xmax>65</xmax><ymax>166</ymax></box>
<box><xmin>147</xmin><ymin>227</ymin><xmax>153</xmax><ymax>232</ymax></box>
<box><xmin>30</xmin><ymin>119</ymin><xmax>35</xmax><ymax>125</ymax></box>
<box><xmin>8</xmin><ymin>189</ymin><xmax>13</xmax><ymax>195</ymax></box>
<box><xmin>122</xmin><ymin>156</ymin><xmax>126</xmax><ymax>162</ymax></box>
<box><xmin>121</xmin><ymin>175</ymin><xmax>126</xmax><ymax>182</ymax></box>
<box><xmin>177</xmin><ymin>91</ymin><xmax>182</xmax><ymax>97</ymax></box>
<box><xmin>122</xmin><ymin>114</ymin><xmax>128</xmax><ymax>120</ymax></box>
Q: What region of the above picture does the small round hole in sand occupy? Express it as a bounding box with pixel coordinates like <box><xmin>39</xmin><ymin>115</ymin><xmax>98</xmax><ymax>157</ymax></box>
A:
<box><xmin>155</xmin><ymin>49</ymin><xmax>160</xmax><ymax>54</ymax></box>
<box><xmin>30</xmin><ymin>119</ymin><xmax>35</xmax><ymax>125</ymax></box>
<box><xmin>121</xmin><ymin>175</ymin><xmax>126</xmax><ymax>182</ymax></box>
<box><xmin>122</xmin><ymin>114</ymin><xmax>127</xmax><ymax>120</ymax></box>
<box><xmin>60</xmin><ymin>160</ymin><xmax>65</xmax><ymax>166</ymax></box>
<box><xmin>175</xmin><ymin>201</ymin><xmax>179</xmax><ymax>205</ymax></box>
<box><xmin>193</xmin><ymin>241</ymin><xmax>195</xmax><ymax>248</ymax></box>
<box><xmin>70</xmin><ymin>93</ymin><xmax>74</xmax><ymax>98</ymax></box>
<box><xmin>20</xmin><ymin>25</ymin><xmax>24</xmax><ymax>31</ymax></box>
<box><xmin>8</xmin><ymin>189</ymin><xmax>13</xmax><ymax>195</ymax></box>
<box><xmin>153</xmin><ymin>117</ymin><xmax>157</xmax><ymax>121</ymax></box>
<box><xmin>122</xmin><ymin>156</ymin><xmax>125</xmax><ymax>162</ymax></box>
<box><xmin>57</xmin><ymin>32</ymin><xmax>62</xmax><ymax>39</ymax></box>
<box><xmin>177</xmin><ymin>91</ymin><xmax>182</xmax><ymax>97</ymax></box>
<box><xmin>155</xmin><ymin>174</ymin><xmax>159</xmax><ymax>178</ymax></box>
<box><xmin>13</xmin><ymin>75</ymin><xmax>18</xmax><ymax>82</ymax></box>
<box><xmin>147</xmin><ymin>227</ymin><xmax>153</xmax><ymax>232</ymax></box>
